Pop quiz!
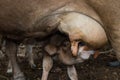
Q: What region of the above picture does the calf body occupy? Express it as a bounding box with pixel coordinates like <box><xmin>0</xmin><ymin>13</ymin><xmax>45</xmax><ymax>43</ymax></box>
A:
<box><xmin>41</xmin><ymin>33</ymin><xmax>95</xmax><ymax>80</ymax></box>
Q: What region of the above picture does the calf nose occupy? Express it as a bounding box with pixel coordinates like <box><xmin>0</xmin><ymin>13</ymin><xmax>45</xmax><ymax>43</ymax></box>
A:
<box><xmin>79</xmin><ymin>50</ymin><xmax>95</xmax><ymax>60</ymax></box>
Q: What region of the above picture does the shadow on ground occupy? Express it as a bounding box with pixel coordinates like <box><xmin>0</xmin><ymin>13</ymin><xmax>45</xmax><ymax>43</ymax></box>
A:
<box><xmin>0</xmin><ymin>48</ymin><xmax>120</xmax><ymax>80</ymax></box>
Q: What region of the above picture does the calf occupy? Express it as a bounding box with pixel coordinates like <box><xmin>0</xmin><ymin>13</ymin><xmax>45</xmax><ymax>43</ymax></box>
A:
<box><xmin>41</xmin><ymin>33</ymin><xmax>95</xmax><ymax>80</ymax></box>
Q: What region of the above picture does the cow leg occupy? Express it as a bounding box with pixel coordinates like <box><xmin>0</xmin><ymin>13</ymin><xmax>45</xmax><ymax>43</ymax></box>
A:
<box><xmin>6</xmin><ymin>39</ymin><xmax>25</xmax><ymax>80</ymax></box>
<box><xmin>26</xmin><ymin>44</ymin><xmax>36</xmax><ymax>68</ymax></box>
<box><xmin>67</xmin><ymin>65</ymin><xmax>78</xmax><ymax>80</ymax></box>
<box><xmin>0</xmin><ymin>50</ymin><xmax>4</xmax><ymax>59</ymax></box>
<box><xmin>107</xmin><ymin>25</ymin><xmax>120</xmax><ymax>67</ymax></box>
<box><xmin>41</xmin><ymin>54</ymin><xmax>53</xmax><ymax>80</ymax></box>
<box><xmin>0</xmin><ymin>40</ymin><xmax>6</xmax><ymax>59</ymax></box>
<box><xmin>108</xmin><ymin>45</ymin><xmax>120</xmax><ymax>67</ymax></box>
<box><xmin>7</xmin><ymin>60</ymin><xmax>12</xmax><ymax>73</ymax></box>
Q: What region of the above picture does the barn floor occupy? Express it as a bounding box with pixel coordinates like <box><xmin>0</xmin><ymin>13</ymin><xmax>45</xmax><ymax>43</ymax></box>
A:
<box><xmin>0</xmin><ymin>49</ymin><xmax>120</xmax><ymax>80</ymax></box>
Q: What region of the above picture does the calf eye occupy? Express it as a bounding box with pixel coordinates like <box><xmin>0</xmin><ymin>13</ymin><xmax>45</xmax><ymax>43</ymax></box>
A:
<box><xmin>79</xmin><ymin>42</ymin><xmax>85</xmax><ymax>46</ymax></box>
<box><xmin>63</xmin><ymin>41</ymin><xmax>70</xmax><ymax>47</ymax></box>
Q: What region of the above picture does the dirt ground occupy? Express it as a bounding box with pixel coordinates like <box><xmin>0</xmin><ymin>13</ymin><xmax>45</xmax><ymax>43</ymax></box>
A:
<box><xmin>0</xmin><ymin>46</ymin><xmax>120</xmax><ymax>80</ymax></box>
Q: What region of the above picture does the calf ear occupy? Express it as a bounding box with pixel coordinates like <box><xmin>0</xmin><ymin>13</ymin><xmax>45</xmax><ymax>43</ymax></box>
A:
<box><xmin>71</xmin><ymin>41</ymin><xmax>79</xmax><ymax>56</ymax></box>
<box><xmin>45</xmin><ymin>44</ymin><xmax>57</xmax><ymax>55</ymax></box>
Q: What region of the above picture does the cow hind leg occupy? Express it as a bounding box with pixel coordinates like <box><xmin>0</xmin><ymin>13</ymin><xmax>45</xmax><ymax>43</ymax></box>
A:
<box><xmin>108</xmin><ymin>46</ymin><xmax>120</xmax><ymax>67</ymax></box>
<box><xmin>26</xmin><ymin>44</ymin><xmax>36</xmax><ymax>68</ymax></box>
<box><xmin>6</xmin><ymin>39</ymin><xmax>25</xmax><ymax>80</ymax></box>
<box><xmin>107</xmin><ymin>25</ymin><xmax>120</xmax><ymax>67</ymax></box>
<box><xmin>7</xmin><ymin>60</ymin><xmax>12</xmax><ymax>73</ymax></box>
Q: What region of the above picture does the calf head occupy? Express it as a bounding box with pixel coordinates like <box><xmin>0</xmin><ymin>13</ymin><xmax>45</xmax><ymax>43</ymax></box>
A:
<box><xmin>59</xmin><ymin>41</ymin><xmax>98</xmax><ymax>63</ymax></box>
<box><xmin>44</xmin><ymin>34</ymin><xmax>98</xmax><ymax>64</ymax></box>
